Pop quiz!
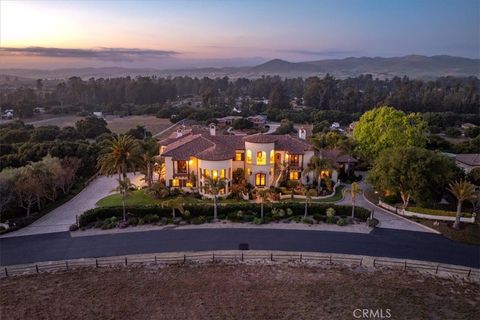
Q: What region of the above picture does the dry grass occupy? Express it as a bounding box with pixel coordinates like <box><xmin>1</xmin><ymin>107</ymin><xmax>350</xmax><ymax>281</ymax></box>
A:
<box><xmin>1</xmin><ymin>263</ymin><xmax>478</xmax><ymax>320</ymax></box>
<box><xmin>106</xmin><ymin>115</ymin><xmax>172</xmax><ymax>135</ymax></box>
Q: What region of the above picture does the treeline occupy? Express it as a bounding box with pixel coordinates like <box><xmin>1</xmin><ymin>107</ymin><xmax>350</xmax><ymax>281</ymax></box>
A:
<box><xmin>1</xmin><ymin>74</ymin><xmax>478</xmax><ymax>119</ymax></box>
<box><xmin>0</xmin><ymin>118</ymin><xmax>159</xmax><ymax>223</ymax></box>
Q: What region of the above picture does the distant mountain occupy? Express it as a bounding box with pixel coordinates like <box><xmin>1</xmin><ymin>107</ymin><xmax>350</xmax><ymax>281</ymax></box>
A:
<box><xmin>1</xmin><ymin>55</ymin><xmax>478</xmax><ymax>80</ymax></box>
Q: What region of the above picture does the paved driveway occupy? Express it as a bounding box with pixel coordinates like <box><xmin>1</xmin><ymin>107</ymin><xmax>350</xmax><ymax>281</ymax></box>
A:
<box><xmin>336</xmin><ymin>181</ymin><xmax>435</xmax><ymax>233</ymax></box>
<box><xmin>2</xmin><ymin>174</ymin><xmax>145</xmax><ymax>238</ymax></box>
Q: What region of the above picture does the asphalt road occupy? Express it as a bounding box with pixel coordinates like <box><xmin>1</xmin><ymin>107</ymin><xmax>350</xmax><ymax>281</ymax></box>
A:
<box><xmin>1</xmin><ymin>228</ymin><xmax>479</xmax><ymax>267</ymax></box>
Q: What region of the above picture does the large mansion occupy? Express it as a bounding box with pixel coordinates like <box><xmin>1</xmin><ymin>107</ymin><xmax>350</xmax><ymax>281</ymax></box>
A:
<box><xmin>158</xmin><ymin>124</ymin><xmax>356</xmax><ymax>197</ymax></box>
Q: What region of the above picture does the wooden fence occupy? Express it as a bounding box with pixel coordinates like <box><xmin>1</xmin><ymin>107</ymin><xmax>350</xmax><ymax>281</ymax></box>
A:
<box><xmin>2</xmin><ymin>251</ymin><xmax>478</xmax><ymax>282</ymax></box>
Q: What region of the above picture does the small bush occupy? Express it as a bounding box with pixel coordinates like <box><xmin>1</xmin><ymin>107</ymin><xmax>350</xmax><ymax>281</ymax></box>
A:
<box><xmin>191</xmin><ymin>216</ymin><xmax>205</xmax><ymax>225</ymax></box>
<box><xmin>326</xmin><ymin>208</ymin><xmax>335</xmax><ymax>224</ymax></box>
<box><xmin>252</xmin><ymin>217</ymin><xmax>263</xmax><ymax>224</ymax></box>
<box><xmin>286</xmin><ymin>208</ymin><xmax>293</xmax><ymax>216</ymax></box>
<box><xmin>128</xmin><ymin>217</ymin><xmax>138</xmax><ymax>225</ymax></box>
<box><xmin>302</xmin><ymin>217</ymin><xmax>315</xmax><ymax>224</ymax></box>
<box><xmin>367</xmin><ymin>218</ymin><xmax>379</xmax><ymax>227</ymax></box>
<box><xmin>313</xmin><ymin>214</ymin><xmax>325</xmax><ymax>222</ymax></box>
<box><xmin>69</xmin><ymin>224</ymin><xmax>79</xmax><ymax>231</ymax></box>
<box><xmin>138</xmin><ymin>218</ymin><xmax>145</xmax><ymax>225</ymax></box>
<box><xmin>336</xmin><ymin>218</ymin><xmax>348</xmax><ymax>226</ymax></box>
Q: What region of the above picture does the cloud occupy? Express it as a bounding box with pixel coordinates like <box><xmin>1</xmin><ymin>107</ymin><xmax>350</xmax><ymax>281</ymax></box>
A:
<box><xmin>0</xmin><ymin>46</ymin><xmax>179</xmax><ymax>61</ymax></box>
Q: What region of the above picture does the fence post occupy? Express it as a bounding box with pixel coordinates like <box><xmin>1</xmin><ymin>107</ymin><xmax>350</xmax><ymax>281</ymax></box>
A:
<box><xmin>329</xmin><ymin>256</ymin><xmax>332</xmax><ymax>263</ymax></box>
<box><xmin>241</xmin><ymin>252</ymin><xmax>244</xmax><ymax>262</ymax></box>
<box><xmin>435</xmin><ymin>264</ymin><xmax>439</xmax><ymax>274</ymax></box>
<box><xmin>183</xmin><ymin>254</ymin><xmax>186</xmax><ymax>264</ymax></box>
<box><xmin>95</xmin><ymin>259</ymin><xmax>98</xmax><ymax>268</ymax></box>
<box><xmin>468</xmin><ymin>269</ymin><xmax>471</xmax><ymax>278</ymax></box>
<box><xmin>404</xmin><ymin>261</ymin><xmax>407</xmax><ymax>271</ymax></box>
<box><xmin>360</xmin><ymin>258</ymin><xmax>363</xmax><ymax>266</ymax></box>
<box><xmin>300</xmin><ymin>254</ymin><xmax>302</xmax><ymax>262</ymax></box>
<box><xmin>4</xmin><ymin>267</ymin><xmax>8</xmax><ymax>277</ymax></box>
<box><xmin>125</xmin><ymin>257</ymin><xmax>128</xmax><ymax>266</ymax></box>
<box><xmin>35</xmin><ymin>264</ymin><xmax>39</xmax><ymax>273</ymax></box>
<box><xmin>154</xmin><ymin>256</ymin><xmax>157</xmax><ymax>265</ymax></box>
<box><xmin>65</xmin><ymin>261</ymin><xmax>69</xmax><ymax>270</ymax></box>
<box><xmin>270</xmin><ymin>253</ymin><xmax>273</xmax><ymax>261</ymax></box>
<box><xmin>212</xmin><ymin>253</ymin><xmax>215</xmax><ymax>262</ymax></box>
<box><xmin>373</xmin><ymin>259</ymin><xmax>376</xmax><ymax>267</ymax></box>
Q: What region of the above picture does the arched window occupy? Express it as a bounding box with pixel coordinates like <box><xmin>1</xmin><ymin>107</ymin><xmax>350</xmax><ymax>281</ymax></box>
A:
<box><xmin>246</xmin><ymin>150</ymin><xmax>252</xmax><ymax>164</ymax></box>
<box><xmin>256</xmin><ymin>151</ymin><xmax>266</xmax><ymax>165</ymax></box>
<box><xmin>255</xmin><ymin>173</ymin><xmax>266</xmax><ymax>186</ymax></box>
<box><xmin>270</xmin><ymin>150</ymin><xmax>275</xmax><ymax>164</ymax></box>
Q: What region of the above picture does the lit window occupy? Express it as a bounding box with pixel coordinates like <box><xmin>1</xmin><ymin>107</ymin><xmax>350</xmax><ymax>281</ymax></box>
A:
<box><xmin>289</xmin><ymin>171</ymin><xmax>299</xmax><ymax>180</ymax></box>
<box><xmin>246</xmin><ymin>168</ymin><xmax>251</xmax><ymax>176</ymax></box>
<box><xmin>246</xmin><ymin>150</ymin><xmax>252</xmax><ymax>163</ymax></box>
<box><xmin>321</xmin><ymin>170</ymin><xmax>331</xmax><ymax>178</ymax></box>
<box><xmin>235</xmin><ymin>152</ymin><xmax>244</xmax><ymax>161</ymax></box>
<box><xmin>255</xmin><ymin>173</ymin><xmax>266</xmax><ymax>186</ymax></box>
<box><xmin>172</xmin><ymin>179</ymin><xmax>180</xmax><ymax>187</ymax></box>
<box><xmin>212</xmin><ymin>170</ymin><xmax>218</xmax><ymax>179</ymax></box>
<box><xmin>220</xmin><ymin>169</ymin><xmax>225</xmax><ymax>178</ymax></box>
<box><xmin>270</xmin><ymin>150</ymin><xmax>275</xmax><ymax>164</ymax></box>
<box><xmin>256</xmin><ymin>151</ymin><xmax>266</xmax><ymax>165</ymax></box>
<box><xmin>186</xmin><ymin>182</ymin><xmax>193</xmax><ymax>187</ymax></box>
<box><xmin>204</xmin><ymin>169</ymin><xmax>210</xmax><ymax>178</ymax></box>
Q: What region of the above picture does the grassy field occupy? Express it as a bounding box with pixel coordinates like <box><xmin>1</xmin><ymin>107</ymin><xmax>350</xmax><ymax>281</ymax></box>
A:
<box><xmin>414</xmin><ymin>219</ymin><xmax>480</xmax><ymax>245</ymax></box>
<box><xmin>1</xmin><ymin>264</ymin><xmax>477</xmax><ymax>319</ymax></box>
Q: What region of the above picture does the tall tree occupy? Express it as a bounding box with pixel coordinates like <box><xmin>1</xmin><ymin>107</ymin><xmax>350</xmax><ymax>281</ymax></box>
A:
<box><xmin>202</xmin><ymin>175</ymin><xmax>226</xmax><ymax>221</ymax></box>
<box><xmin>353</xmin><ymin>106</ymin><xmax>427</xmax><ymax>160</ymax></box>
<box><xmin>448</xmin><ymin>180</ymin><xmax>476</xmax><ymax>229</ymax></box>
<box><xmin>369</xmin><ymin>147</ymin><xmax>461</xmax><ymax>208</ymax></box>
<box><xmin>303</xmin><ymin>156</ymin><xmax>332</xmax><ymax>193</ymax></box>
<box><xmin>97</xmin><ymin>135</ymin><xmax>141</xmax><ymax>221</ymax></box>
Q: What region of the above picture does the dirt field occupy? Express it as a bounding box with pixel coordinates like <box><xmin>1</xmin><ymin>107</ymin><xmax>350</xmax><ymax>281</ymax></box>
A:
<box><xmin>1</xmin><ymin>263</ymin><xmax>478</xmax><ymax>320</ymax></box>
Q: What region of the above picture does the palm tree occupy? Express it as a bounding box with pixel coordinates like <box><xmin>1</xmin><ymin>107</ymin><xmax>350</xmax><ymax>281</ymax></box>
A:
<box><xmin>257</xmin><ymin>189</ymin><xmax>269</xmax><ymax>221</ymax></box>
<box><xmin>202</xmin><ymin>175</ymin><xmax>226</xmax><ymax>221</ymax></box>
<box><xmin>114</xmin><ymin>177</ymin><xmax>135</xmax><ymax>222</ymax></box>
<box><xmin>447</xmin><ymin>180</ymin><xmax>476</xmax><ymax>229</ymax></box>
<box><xmin>303</xmin><ymin>156</ymin><xmax>332</xmax><ymax>193</ymax></box>
<box><xmin>97</xmin><ymin>135</ymin><xmax>141</xmax><ymax>221</ymax></box>
<box><xmin>162</xmin><ymin>197</ymin><xmax>185</xmax><ymax>220</ymax></box>
<box><xmin>139</xmin><ymin>138</ymin><xmax>159</xmax><ymax>188</ymax></box>
<box><xmin>350</xmin><ymin>182</ymin><xmax>361</xmax><ymax>218</ymax></box>
<box><xmin>303</xmin><ymin>189</ymin><xmax>317</xmax><ymax>218</ymax></box>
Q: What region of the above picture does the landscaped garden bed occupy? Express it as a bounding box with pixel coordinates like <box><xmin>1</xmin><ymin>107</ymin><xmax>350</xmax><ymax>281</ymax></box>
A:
<box><xmin>75</xmin><ymin>203</ymin><xmax>371</xmax><ymax>230</ymax></box>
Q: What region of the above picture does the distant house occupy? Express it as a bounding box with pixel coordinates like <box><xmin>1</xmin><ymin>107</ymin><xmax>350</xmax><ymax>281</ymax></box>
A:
<box><xmin>461</xmin><ymin>123</ymin><xmax>478</xmax><ymax>130</ymax></box>
<box><xmin>216</xmin><ymin>116</ymin><xmax>243</xmax><ymax>126</ymax></box>
<box><xmin>247</xmin><ymin>115</ymin><xmax>267</xmax><ymax>127</ymax></box>
<box><xmin>454</xmin><ymin>154</ymin><xmax>480</xmax><ymax>173</ymax></box>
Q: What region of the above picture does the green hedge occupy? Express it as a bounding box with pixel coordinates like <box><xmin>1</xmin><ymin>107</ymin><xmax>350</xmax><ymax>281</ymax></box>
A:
<box><xmin>407</xmin><ymin>207</ymin><xmax>473</xmax><ymax>218</ymax></box>
<box><xmin>79</xmin><ymin>203</ymin><xmax>371</xmax><ymax>227</ymax></box>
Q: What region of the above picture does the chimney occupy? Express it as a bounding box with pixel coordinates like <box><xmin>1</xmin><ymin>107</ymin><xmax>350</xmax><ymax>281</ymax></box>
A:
<box><xmin>298</xmin><ymin>127</ymin><xmax>306</xmax><ymax>140</ymax></box>
<box><xmin>209</xmin><ymin>123</ymin><xmax>216</xmax><ymax>136</ymax></box>
<box><xmin>176</xmin><ymin>128</ymin><xmax>183</xmax><ymax>138</ymax></box>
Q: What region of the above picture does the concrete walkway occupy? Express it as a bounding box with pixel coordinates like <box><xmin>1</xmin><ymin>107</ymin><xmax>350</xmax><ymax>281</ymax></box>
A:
<box><xmin>2</xmin><ymin>174</ymin><xmax>145</xmax><ymax>238</ymax></box>
<box><xmin>336</xmin><ymin>181</ymin><xmax>435</xmax><ymax>233</ymax></box>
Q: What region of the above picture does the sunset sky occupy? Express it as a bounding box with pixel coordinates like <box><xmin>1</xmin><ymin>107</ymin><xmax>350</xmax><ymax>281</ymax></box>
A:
<box><xmin>0</xmin><ymin>0</ymin><xmax>478</xmax><ymax>69</ymax></box>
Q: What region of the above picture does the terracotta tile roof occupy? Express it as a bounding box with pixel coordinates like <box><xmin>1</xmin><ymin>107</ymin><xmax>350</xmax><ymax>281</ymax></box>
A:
<box><xmin>319</xmin><ymin>148</ymin><xmax>358</xmax><ymax>164</ymax></box>
<box><xmin>161</xmin><ymin>132</ymin><xmax>313</xmax><ymax>161</ymax></box>
<box><xmin>455</xmin><ymin>154</ymin><xmax>480</xmax><ymax>166</ymax></box>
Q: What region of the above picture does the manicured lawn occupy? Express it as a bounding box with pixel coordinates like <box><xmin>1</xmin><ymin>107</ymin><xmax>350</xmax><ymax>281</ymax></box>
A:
<box><xmin>97</xmin><ymin>189</ymin><xmax>163</xmax><ymax>207</ymax></box>
<box><xmin>96</xmin><ymin>189</ymin><xmax>247</xmax><ymax>207</ymax></box>
<box><xmin>414</xmin><ymin>219</ymin><xmax>480</xmax><ymax>245</ymax></box>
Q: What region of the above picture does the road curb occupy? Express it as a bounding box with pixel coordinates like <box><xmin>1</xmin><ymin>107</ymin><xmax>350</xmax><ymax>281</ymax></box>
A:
<box><xmin>362</xmin><ymin>192</ymin><xmax>441</xmax><ymax>234</ymax></box>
